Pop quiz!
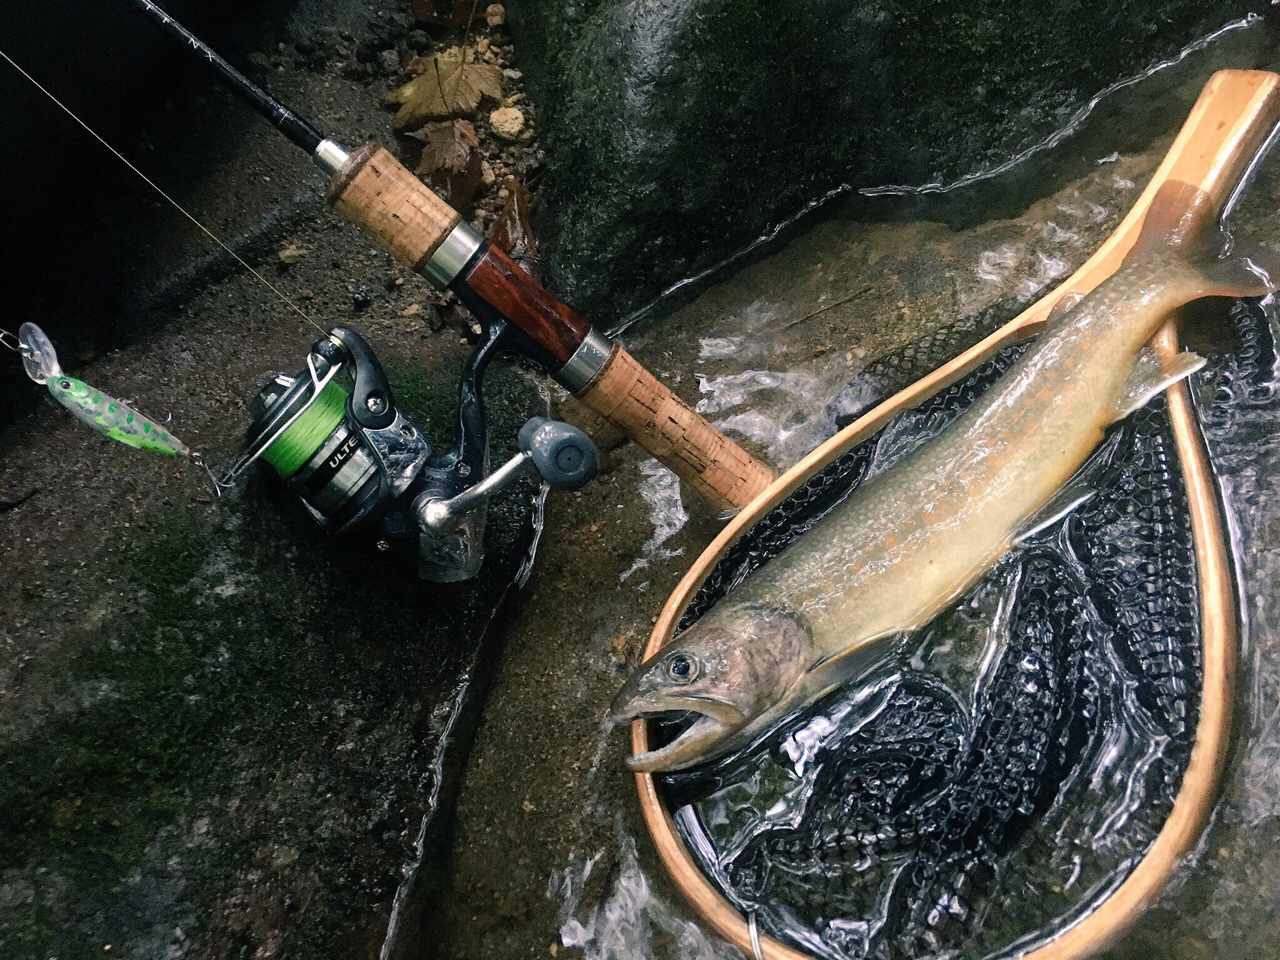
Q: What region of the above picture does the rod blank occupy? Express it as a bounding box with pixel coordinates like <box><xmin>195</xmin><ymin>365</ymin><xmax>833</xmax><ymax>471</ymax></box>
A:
<box><xmin>129</xmin><ymin>0</ymin><xmax>326</xmax><ymax>154</ymax></box>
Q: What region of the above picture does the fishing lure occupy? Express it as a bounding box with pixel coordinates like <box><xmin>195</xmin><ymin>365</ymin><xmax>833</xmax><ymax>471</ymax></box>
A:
<box><xmin>15</xmin><ymin>322</ymin><xmax>191</xmax><ymax>457</ymax></box>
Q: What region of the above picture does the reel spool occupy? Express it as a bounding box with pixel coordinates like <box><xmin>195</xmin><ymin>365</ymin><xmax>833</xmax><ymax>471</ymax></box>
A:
<box><xmin>232</xmin><ymin>325</ymin><xmax>598</xmax><ymax>580</ymax></box>
<box><xmin>248</xmin><ymin>376</ymin><xmax>383</xmax><ymax>530</ymax></box>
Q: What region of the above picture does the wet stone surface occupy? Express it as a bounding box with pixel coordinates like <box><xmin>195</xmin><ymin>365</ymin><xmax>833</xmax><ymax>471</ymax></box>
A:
<box><xmin>7</xmin><ymin>3</ymin><xmax>1280</xmax><ymax>960</ymax></box>
<box><xmin>507</xmin><ymin>0</ymin><xmax>1265</xmax><ymax>320</ymax></box>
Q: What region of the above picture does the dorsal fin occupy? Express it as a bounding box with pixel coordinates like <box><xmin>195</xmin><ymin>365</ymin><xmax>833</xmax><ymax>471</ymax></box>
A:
<box><xmin>1044</xmin><ymin>291</ymin><xmax>1084</xmax><ymax>326</ymax></box>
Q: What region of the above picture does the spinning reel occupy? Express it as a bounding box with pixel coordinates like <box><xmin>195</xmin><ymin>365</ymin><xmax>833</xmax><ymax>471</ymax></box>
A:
<box><xmin>226</xmin><ymin>323</ymin><xmax>597</xmax><ymax>581</ymax></box>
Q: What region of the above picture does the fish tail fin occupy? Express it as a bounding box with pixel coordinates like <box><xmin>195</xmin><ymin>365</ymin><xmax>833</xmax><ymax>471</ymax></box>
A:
<box><xmin>1127</xmin><ymin>179</ymin><xmax>1280</xmax><ymax>299</ymax></box>
<box><xmin>1194</xmin><ymin>242</ymin><xmax>1280</xmax><ymax>299</ymax></box>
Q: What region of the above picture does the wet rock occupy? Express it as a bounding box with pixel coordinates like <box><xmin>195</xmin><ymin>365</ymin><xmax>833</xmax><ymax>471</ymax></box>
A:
<box><xmin>507</xmin><ymin>0</ymin><xmax>1260</xmax><ymax>319</ymax></box>
<box><xmin>0</xmin><ymin>3</ymin><xmax>551</xmax><ymax>959</ymax></box>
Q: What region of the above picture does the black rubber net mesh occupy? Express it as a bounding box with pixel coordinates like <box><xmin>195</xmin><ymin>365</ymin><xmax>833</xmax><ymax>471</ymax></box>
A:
<box><xmin>650</xmin><ymin>297</ymin><xmax>1248</xmax><ymax>960</ymax></box>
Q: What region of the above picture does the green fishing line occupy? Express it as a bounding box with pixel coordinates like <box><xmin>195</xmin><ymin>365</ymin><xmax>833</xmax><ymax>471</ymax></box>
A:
<box><xmin>261</xmin><ymin>380</ymin><xmax>350</xmax><ymax>478</ymax></box>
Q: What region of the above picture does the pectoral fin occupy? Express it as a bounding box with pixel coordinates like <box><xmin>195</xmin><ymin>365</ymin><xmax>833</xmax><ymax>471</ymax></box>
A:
<box><xmin>801</xmin><ymin>631</ymin><xmax>900</xmax><ymax>704</ymax></box>
<box><xmin>1112</xmin><ymin>346</ymin><xmax>1206</xmax><ymax>423</ymax></box>
<box><xmin>1013</xmin><ymin>479</ymin><xmax>1095</xmax><ymax>544</ymax></box>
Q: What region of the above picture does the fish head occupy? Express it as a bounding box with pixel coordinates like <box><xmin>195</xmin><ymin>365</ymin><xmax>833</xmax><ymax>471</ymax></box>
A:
<box><xmin>18</xmin><ymin>323</ymin><xmax>63</xmax><ymax>384</ymax></box>
<box><xmin>51</xmin><ymin>376</ymin><xmax>93</xmax><ymax>403</ymax></box>
<box><xmin>611</xmin><ymin>604</ymin><xmax>810</xmax><ymax>772</ymax></box>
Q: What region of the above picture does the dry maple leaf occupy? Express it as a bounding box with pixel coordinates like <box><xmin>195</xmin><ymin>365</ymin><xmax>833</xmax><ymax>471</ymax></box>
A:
<box><xmin>384</xmin><ymin>47</ymin><xmax>502</xmax><ymax>130</ymax></box>
<box><xmin>410</xmin><ymin>120</ymin><xmax>480</xmax><ymax>177</ymax></box>
<box><xmin>409</xmin><ymin>120</ymin><xmax>484</xmax><ymax>208</ymax></box>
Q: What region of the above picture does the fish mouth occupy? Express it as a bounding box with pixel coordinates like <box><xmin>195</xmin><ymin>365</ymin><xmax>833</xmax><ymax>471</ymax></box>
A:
<box><xmin>611</xmin><ymin>693</ymin><xmax>747</xmax><ymax>773</ymax></box>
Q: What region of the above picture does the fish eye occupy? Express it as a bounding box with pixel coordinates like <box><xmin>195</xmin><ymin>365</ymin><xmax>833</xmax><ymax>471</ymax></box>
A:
<box><xmin>666</xmin><ymin>654</ymin><xmax>698</xmax><ymax>683</ymax></box>
<box><xmin>58</xmin><ymin>379</ymin><xmax>72</xmax><ymax>390</ymax></box>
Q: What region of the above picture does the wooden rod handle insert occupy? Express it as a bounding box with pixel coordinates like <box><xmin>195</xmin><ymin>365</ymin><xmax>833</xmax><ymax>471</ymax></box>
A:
<box><xmin>577</xmin><ymin>345</ymin><xmax>776</xmax><ymax>510</ymax></box>
<box><xmin>462</xmin><ymin>245</ymin><xmax>592</xmax><ymax>365</ymax></box>
<box><xmin>327</xmin><ymin>143</ymin><xmax>460</xmax><ymax>269</ymax></box>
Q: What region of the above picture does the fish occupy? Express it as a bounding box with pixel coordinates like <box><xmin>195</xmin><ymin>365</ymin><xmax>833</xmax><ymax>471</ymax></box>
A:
<box><xmin>611</xmin><ymin>181</ymin><xmax>1280</xmax><ymax>772</ymax></box>
<box><xmin>18</xmin><ymin>322</ymin><xmax>191</xmax><ymax>457</ymax></box>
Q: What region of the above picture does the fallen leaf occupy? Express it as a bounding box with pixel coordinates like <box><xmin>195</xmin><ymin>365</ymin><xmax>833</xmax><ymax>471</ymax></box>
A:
<box><xmin>410</xmin><ymin>120</ymin><xmax>485</xmax><ymax>208</ymax></box>
<box><xmin>490</xmin><ymin>177</ymin><xmax>540</xmax><ymax>279</ymax></box>
<box><xmin>409</xmin><ymin>119</ymin><xmax>479</xmax><ymax>177</ymax></box>
<box><xmin>385</xmin><ymin>47</ymin><xmax>502</xmax><ymax>129</ymax></box>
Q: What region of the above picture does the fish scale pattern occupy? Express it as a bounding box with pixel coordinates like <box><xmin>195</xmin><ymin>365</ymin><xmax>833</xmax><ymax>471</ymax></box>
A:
<box><xmin>681</xmin><ymin>341</ymin><xmax>1031</xmax><ymax>634</ymax></box>
<box><xmin>666</xmin><ymin>323</ymin><xmax>1206</xmax><ymax>959</ymax></box>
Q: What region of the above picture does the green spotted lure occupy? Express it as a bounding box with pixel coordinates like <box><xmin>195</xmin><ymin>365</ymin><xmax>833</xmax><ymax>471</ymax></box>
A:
<box><xmin>14</xmin><ymin>322</ymin><xmax>191</xmax><ymax>457</ymax></box>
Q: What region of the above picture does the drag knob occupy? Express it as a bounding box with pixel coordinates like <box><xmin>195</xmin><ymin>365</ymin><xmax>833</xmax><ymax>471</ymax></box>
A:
<box><xmin>518</xmin><ymin>417</ymin><xmax>598</xmax><ymax>491</ymax></box>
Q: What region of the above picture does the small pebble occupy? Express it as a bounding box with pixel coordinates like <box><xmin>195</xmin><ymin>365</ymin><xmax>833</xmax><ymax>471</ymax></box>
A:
<box><xmin>489</xmin><ymin>107</ymin><xmax>525</xmax><ymax>141</ymax></box>
<box><xmin>277</xmin><ymin>243</ymin><xmax>304</xmax><ymax>265</ymax></box>
<box><xmin>486</xmin><ymin>3</ymin><xmax>506</xmax><ymax>26</ymax></box>
<box><xmin>401</xmin><ymin>303</ymin><xmax>423</xmax><ymax>318</ymax></box>
<box><xmin>353</xmin><ymin>284</ymin><xmax>375</xmax><ymax>310</ymax></box>
<box><xmin>378</xmin><ymin>49</ymin><xmax>400</xmax><ymax>75</ymax></box>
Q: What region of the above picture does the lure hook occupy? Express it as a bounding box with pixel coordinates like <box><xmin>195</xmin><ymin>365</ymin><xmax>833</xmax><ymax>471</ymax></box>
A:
<box><xmin>193</xmin><ymin>452</ymin><xmax>232</xmax><ymax>499</ymax></box>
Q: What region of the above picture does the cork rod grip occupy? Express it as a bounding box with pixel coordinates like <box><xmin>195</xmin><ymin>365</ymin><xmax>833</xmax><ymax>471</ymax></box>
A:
<box><xmin>327</xmin><ymin>143</ymin><xmax>460</xmax><ymax>269</ymax></box>
<box><xmin>577</xmin><ymin>346</ymin><xmax>776</xmax><ymax>510</ymax></box>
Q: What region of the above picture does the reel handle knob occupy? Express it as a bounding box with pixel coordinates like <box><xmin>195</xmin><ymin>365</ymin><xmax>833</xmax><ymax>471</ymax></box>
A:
<box><xmin>518</xmin><ymin>417</ymin><xmax>598</xmax><ymax>492</ymax></box>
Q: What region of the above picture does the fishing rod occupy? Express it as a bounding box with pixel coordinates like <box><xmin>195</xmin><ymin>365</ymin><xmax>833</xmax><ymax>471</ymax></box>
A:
<box><xmin>126</xmin><ymin>0</ymin><xmax>774</xmax><ymax>513</ymax></box>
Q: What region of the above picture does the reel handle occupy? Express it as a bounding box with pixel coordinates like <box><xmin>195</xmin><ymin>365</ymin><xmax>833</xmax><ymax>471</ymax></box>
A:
<box><xmin>518</xmin><ymin>417</ymin><xmax>597</xmax><ymax>491</ymax></box>
<box><xmin>326</xmin><ymin>142</ymin><xmax>776</xmax><ymax>511</ymax></box>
